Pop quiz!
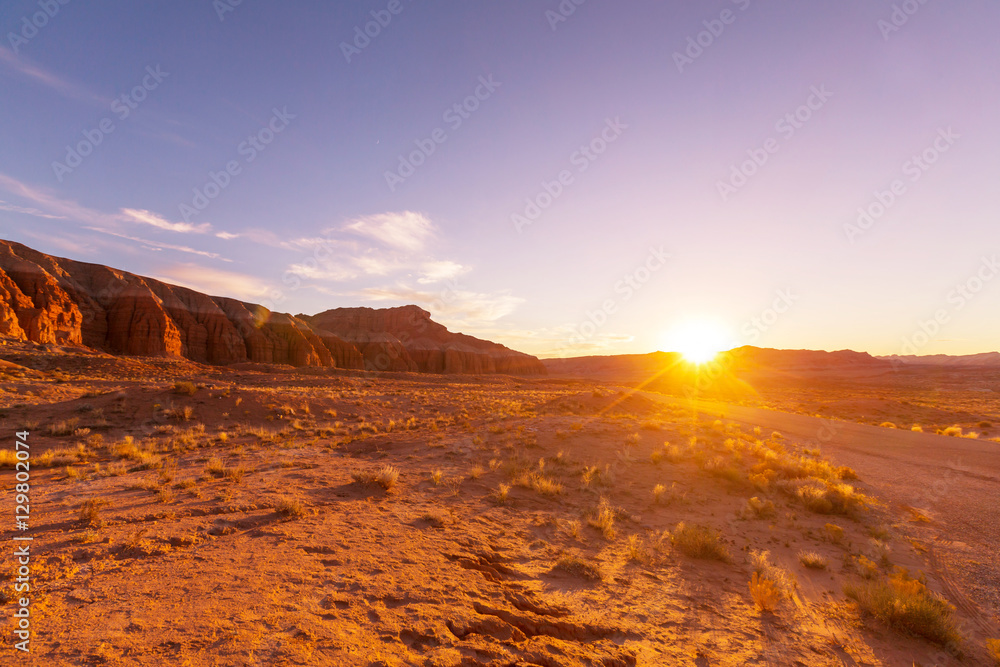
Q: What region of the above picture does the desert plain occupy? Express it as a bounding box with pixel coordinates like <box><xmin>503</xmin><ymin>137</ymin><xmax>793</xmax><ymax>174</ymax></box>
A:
<box><xmin>2</xmin><ymin>336</ymin><xmax>999</xmax><ymax>666</ymax></box>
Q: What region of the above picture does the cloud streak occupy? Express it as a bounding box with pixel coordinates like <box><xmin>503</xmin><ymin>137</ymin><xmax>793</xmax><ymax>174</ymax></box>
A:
<box><xmin>0</xmin><ymin>46</ymin><xmax>110</xmax><ymax>106</ymax></box>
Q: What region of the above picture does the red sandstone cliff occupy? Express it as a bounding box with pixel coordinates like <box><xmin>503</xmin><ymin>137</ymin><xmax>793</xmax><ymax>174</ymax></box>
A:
<box><xmin>302</xmin><ymin>306</ymin><xmax>546</xmax><ymax>375</ymax></box>
<box><xmin>0</xmin><ymin>240</ymin><xmax>545</xmax><ymax>375</ymax></box>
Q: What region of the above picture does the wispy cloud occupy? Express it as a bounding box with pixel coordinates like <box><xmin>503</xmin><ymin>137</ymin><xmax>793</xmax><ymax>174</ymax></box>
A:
<box><xmin>418</xmin><ymin>260</ymin><xmax>468</xmax><ymax>284</ymax></box>
<box><xmin>0</xmin><ymin>46</ymin><xmax>109</xmax><ymax>106</ymax></box>
<box><xmin>153</xmin><ymin>264</ymin><xmax>270</xmax><ymax>300</ymax></box>
<box><xmin>121</xmin><ymin>208</ymin><xmax>212</xmax><ymax>234</ymax></box>
<box><xmin>343</xmin><ymin>211</ymin><xmax>434</xmax><ymax>251</ymax></box>
<box><xmin>83</xmin><ymin>227</ymin><xmax>228</xmax><ymax>261</ymax></box>
<box><xmin>0</xmin><ymin>199</ymin><xmax>67</xmax><ymax>220</ymax></box>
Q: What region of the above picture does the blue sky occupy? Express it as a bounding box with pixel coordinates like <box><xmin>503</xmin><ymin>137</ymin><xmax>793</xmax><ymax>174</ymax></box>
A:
<box><xmin>1</xmin><ymin>0</ymin><xmax>998</xmax><ymax>358</ymax></box>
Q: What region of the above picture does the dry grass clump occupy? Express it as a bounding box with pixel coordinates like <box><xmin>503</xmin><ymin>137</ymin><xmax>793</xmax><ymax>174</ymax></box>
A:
<box><xmin>492</xmin><ymin>482</ymin><xmax>511</xmax><ymax>505</ymax></box>
<box><xmin>173</xmin><ymin>381</ymin><xmax>198</xmax><ymax>396</ymax></box>
<box><xmin>47</xmin><ymin>418</ymin><xmax>81</xmax><ymax>436</ymax></box>
<box><xmin>430</xmin><ymin>470</ymin><xmax>444</xmax><ymax>486</ymax></box>
<box><xmin>352</xmin><ymin>464</ymin><xmax>400</xmax><ymax>491</ymax></box>
<box><xmin>844</xmin><ymin>570</ymin><xmax>960</xmax><ymax>646</ymax></box>
<box><xmin>275</xmin><ymin>496</ymin><xmax>306</xmax><ymax>518</ymax></box>
<box><xmin>0</xmin><ymin>450</ymin><xmax>19</xmax><ymax>468</ymax></box>
<box><xmin>740</xmin><ymin>496</ymin><xmax>776</xmax><ymax>519</ymax></box>
<box><xmin>986</xmin><ymin>638</ymin><xmax>1000</xmax><ymax>665</ymax></box>
<box><xmin>79</xmin><ymin>498</ymin><xmax>107</xmax><ymax>527</ymax></box>
<box><xmin>514</xmin><ymin>470</ymin><xmax>563</xmax><ymax>496</ymax></box>
<box><xmin>750</xmin><ymin>550</ymin><xmax>796</xmax><ymax>596</ymax></box>
<box><xmin>780</xmin><ymin>479</ymin><xmax>872</xmax><ymax>516</ymax></box>
<box><xmin>798</xmin><ymin>551</ymin><xmax>828</xmax><ymax>569</ymax></box>
<box><xmin>749</xmin><ymin>572</ymin><xmax>782</xmax><ymax>612</ymax></box>
<box><xmin>205</xmin><ymin>457</ymin><xmax>227</xmax><ymax>476</ymax></box>
<box><xmin>824</xmin><ymin>522</ymin><xmax>845</xmax><ymax>543</ymax></box>
<box><xmin>554</xmin><ymin>554</ymin><xmax>602</xmax><ymax>581</ymax></box>
<box><xmin>670</xmin><ymin>522</ymin><xmax>730</xmax><ymax>562</ymax></box>
<box><xmin>586</xmin><ymin>499</ymin><xmax>618</xmax><ymax>541</ymax></box>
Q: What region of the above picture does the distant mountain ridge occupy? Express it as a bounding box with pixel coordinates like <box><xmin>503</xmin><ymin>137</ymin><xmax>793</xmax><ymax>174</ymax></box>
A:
<box><xmin>543</xmin><ymin>346</ymin><xmax>891</xmax><ymax>380</ymax></box>
<box><xmin>0</xmin><ymin>240</ymin><xmax>545</xmax><ymax>375</ymax></box>
<box><xmin>879</xmin><ymin>352</ymin><xmax>1000</xmax><ymax>367</ymax></box>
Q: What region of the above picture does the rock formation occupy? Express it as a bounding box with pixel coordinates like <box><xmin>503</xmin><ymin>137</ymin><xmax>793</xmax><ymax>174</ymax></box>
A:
<box><xmin>0</xmin><ymin>240</ymin><xmax>545</xmax><ymax>375</ymax></box>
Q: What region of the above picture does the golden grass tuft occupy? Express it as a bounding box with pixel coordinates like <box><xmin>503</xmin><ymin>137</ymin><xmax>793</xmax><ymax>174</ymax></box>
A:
<box><xmin>798</xmin><ymin>551</ymin><xmax>828</xmax><ymax>569</ymax></box>
<box><xmin>492</xmin><ymin>483</ymin><xmax>511</xmax><ymax>505</ymax></box>
<box><xmin>79</xmin><ymin>498</ymin><xmax>107</xmax><ymax>527</ymax></box>
<box><xmin>554</xmin><ymin>554</ymin><xmax>602</xmax><ymax>581</ymax></box>
<box><xmin>741</xmin><ymin>496</ymin><xmax>776</xmax><ymax>519</ymax></box>
<box><xmin>587</xmin><ymin>499</ymin><xmax>617</xmax><ymax>541</ymax></box>
<box><xmin>275</xmin><ymin>496</ymin><xmax>306</xmax><ymax>518</ymax></box>
<box><xmin>749</xmin><ymin>572</ymin><xmax>782</xmax><ymax>612</ymax></box>
<box><xmin>986</xmin><ymin>638</ymin><xmax>1000</xmax><ymax>665</ymax></box>
<box><xmin>173</xmin><ymin>381</ymin><xmax>198</xmax><ymax>396</ymax></box>
<box><xmin>844</xmin><ymin>571</ymin><xmax>961</xmax><ymax>646</ymax></box>
<box><xmin>671</xmin><ymin>522</ymin><xmax>730</xmax><ymax>562</ymax></box>
<box><xmin>352</xmin><ymin>464</ymin><xmax>400</xmax><ymax>490</ymax></box>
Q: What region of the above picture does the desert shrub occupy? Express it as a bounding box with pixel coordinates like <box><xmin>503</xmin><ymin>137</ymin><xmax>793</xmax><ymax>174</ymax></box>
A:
<box><xmin>671</xmin><ymin>523</ymin><xmax>730</xmax><ymax>562</ymax></box>
<box><xmin>741</xmin><ymin>496</ymin><xmax>776</xmax><ymax>519</ymax></box>
<box><xmin>879</xmin><ymin>421</ymin><xmax>897</xmax><ymax>429</ymax></box>
<box><xmin>749</xmin><ymin>572</ymin><xmax>781</xmax><ymax>612</ymax></box>
<box><xmin>941</xmin><ymin>425</ymin><xmax>963</xmax><ymax>437</ymax></box>
<box><xmin>48</xmin><ymin>419</ymin><xmax>80</xmax><ymax>436</ymax></box>
<box><xmin>173</xmin><ymin>381</ymin><xmax>198</xmax><ymax>396</ymax></box>
<box><xmin>430</xmin><ymin>470</ymin><xmax>443</xmax><ymax>486</ymax></box>
<box><xmin>514</xmin><ymin>470</ymin><xmax>563</xmax><ymax>496</ymax></box>
<box><xmin>352</xmin><ymin>464</ymin><xmax>399</xmax><ymax>490</ymax></box>
<box><xmin>986</xmin><ymin>638</ymin><xmax>1000</xmax><ymax>665</ymax></box>
<box><xmin>855</xmin><ymin>555</ymin><xmax>880</xmax><ymax>580</ymax></box>
<box><xmin>79</xmin><ymin>498</ymin><xmax>107</xmax><ymax>527</ymax></box>
<box><xmin>492</xmin><ymin>483</ymin><xmax>511</xmax><ymax>505</ymax></box>
<box><xmin>554</xmin><ymin>554</ymin><xmax>602</xmax><ymax>581</ymax></box>
<box><xmin>844</xmin><ymin>571</ymin><xmax>960</xmax><ymax>646</ymax></box>
<box><xmin>205</xmin><ymin>457</ymin><xmax>226</xmax><ymax>476</ymax></box>
<box><xmin>781</xmin><ymin>479</ymin><xmax>871</xmax><ymax>516</ymax></box>
<box><xmin>275</xmin><ymin>496</ymin><xmax>305</xmax><ymax>518</ymax></box>
<box><xmin>652</xmin><ymin>483</ymin><xmax>667</xmax><ymax>504</ymax></box>
<box><xmin>911</xmin><ymin>424</ymin><xmax>923</xmax><ymax>432</ymax></box>
<box><xmin>799</xmin><ymin>551</ymin><xmax>828</xmax><ymax>569</ymax></box>
<box><xmin>587</xmin><ymin>498</ymin><xmax>618</xmax><ymax>541</ymax></box>
<box><xmin>750</xmin><ymin>550</ymin><xmax>795</xmax><ymax>596</ymax></box>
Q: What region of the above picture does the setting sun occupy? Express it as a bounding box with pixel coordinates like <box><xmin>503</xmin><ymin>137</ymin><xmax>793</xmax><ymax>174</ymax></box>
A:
<box><xmin>662</xmin><ymin>321</ymin><xmax>729</xmax><ymax>364</ymax></box>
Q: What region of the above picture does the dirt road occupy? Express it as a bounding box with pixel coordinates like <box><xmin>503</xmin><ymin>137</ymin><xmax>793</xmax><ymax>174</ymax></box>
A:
<box><xmin>655</xmin><ymin>393</ymin><xmax>1000</xmax><ymax>634</ymax></box>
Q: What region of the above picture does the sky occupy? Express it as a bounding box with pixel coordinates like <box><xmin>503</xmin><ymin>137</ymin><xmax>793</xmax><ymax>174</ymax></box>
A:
<box><xmin>1</xmin><ymin>0</ymin><xmax>998</xmax><ymax>359</ymax></box>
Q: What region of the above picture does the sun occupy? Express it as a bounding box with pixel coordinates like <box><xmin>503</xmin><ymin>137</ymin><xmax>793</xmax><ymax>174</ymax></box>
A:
<box><xmin>661</xmin><ymin>321</ymin><xmax>729</xmax><ymax>365</ymax></box>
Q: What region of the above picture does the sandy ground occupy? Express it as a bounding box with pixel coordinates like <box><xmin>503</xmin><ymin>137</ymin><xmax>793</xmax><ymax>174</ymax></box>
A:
<box><xmin>0</xmin><ymin>345</ymin><xmax>997</xmax><ymax>665</ymax></box>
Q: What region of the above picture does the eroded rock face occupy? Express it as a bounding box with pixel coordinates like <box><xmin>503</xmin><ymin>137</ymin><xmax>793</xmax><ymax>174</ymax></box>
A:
<box><xmin>303</xmin><ymin>306</ymin><xmax>547</xmax><ymax>375</ymax></box>
<box><xmin>0</xmin><ymin>240</ymin><xmax>544</xmax><ymax>375</ymax></box>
